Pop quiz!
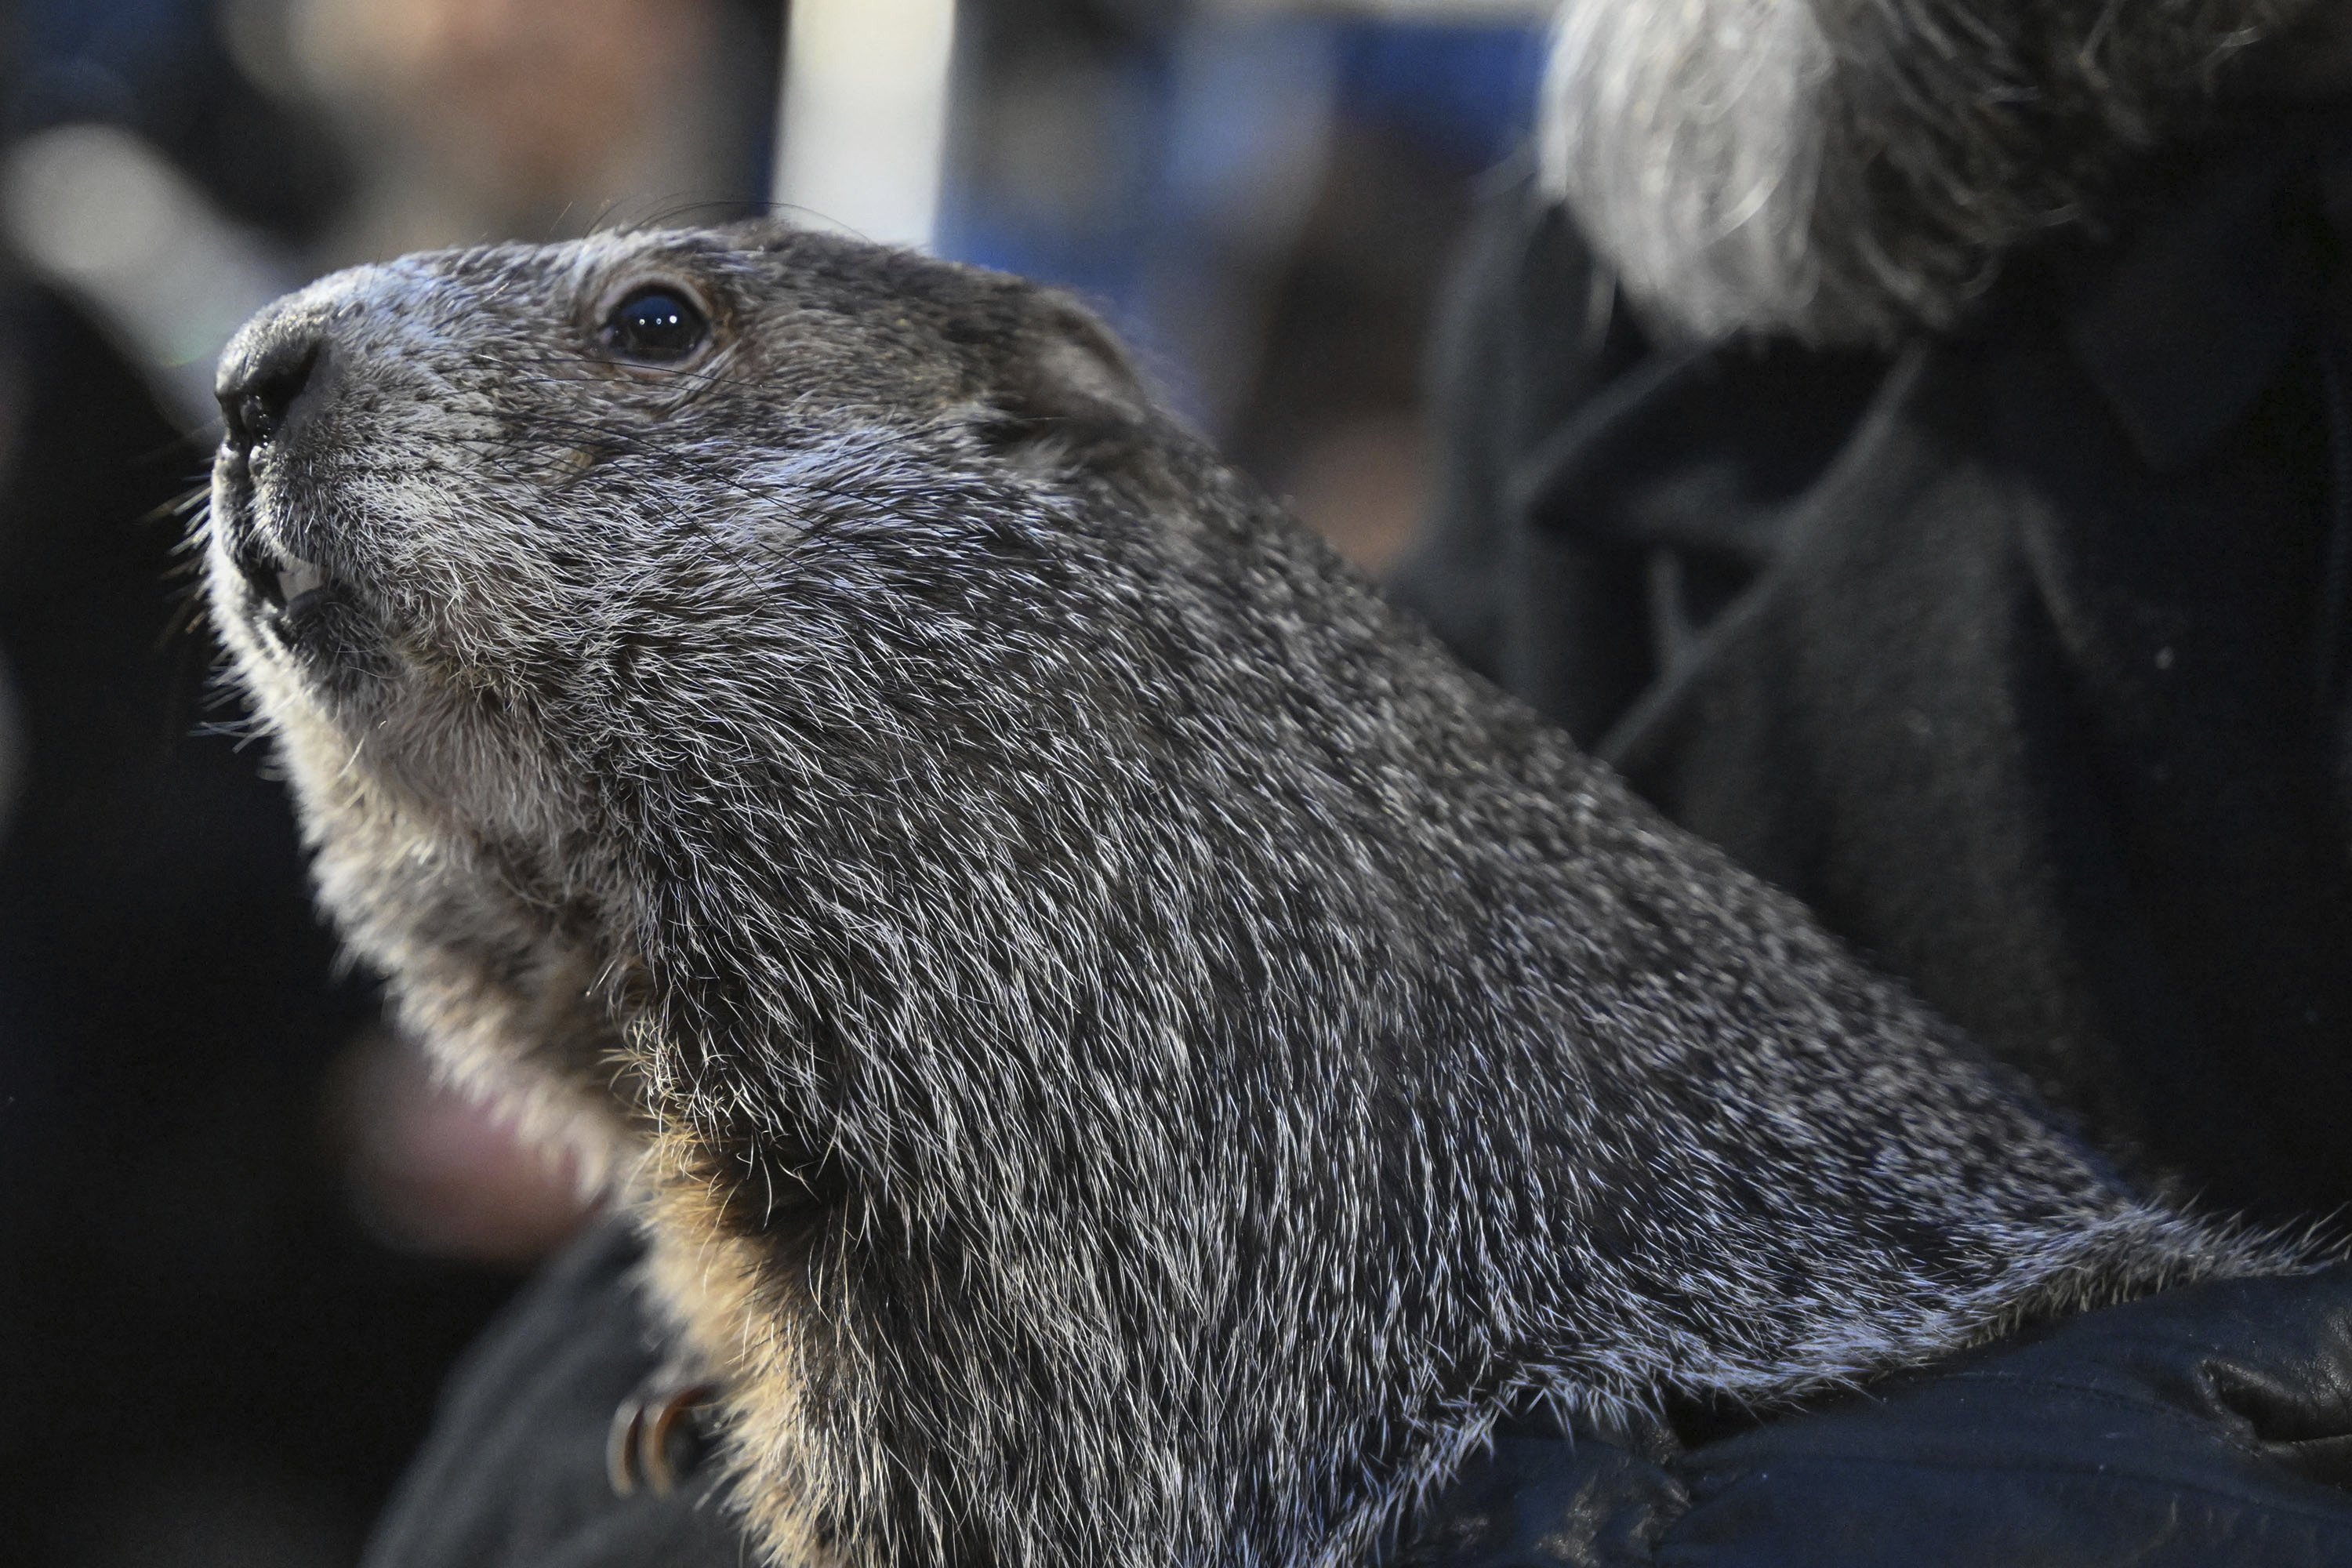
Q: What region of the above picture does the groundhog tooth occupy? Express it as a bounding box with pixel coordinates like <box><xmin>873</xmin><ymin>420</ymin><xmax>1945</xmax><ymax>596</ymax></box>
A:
<box><xmin>276</xmin><ymin>557</ymin><xmax>325</xmax><ymax>604</ymax></box>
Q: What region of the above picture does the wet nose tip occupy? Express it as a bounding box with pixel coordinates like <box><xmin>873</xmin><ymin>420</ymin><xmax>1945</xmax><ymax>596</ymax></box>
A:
<box><xmin>218</xmin><ymin>332</ymin><xmax>324</xmax><ymax>455</ymax></box>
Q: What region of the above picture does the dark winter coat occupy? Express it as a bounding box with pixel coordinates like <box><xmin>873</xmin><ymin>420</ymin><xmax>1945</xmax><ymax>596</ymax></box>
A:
<box><xmin>1395</xmin><ymin>113</ymin><xmax>2352</xmax><ymax>1225</ymax></box>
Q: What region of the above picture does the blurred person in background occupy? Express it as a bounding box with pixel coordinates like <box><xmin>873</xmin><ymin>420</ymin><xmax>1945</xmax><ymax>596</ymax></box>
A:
<box><xmin>256</xmin><ymin>0</ymin><xmax>771</xmax><ymax>267</ymax></box>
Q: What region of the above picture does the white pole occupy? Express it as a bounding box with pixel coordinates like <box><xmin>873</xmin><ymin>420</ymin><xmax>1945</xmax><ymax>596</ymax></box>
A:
<box><xmin>771</xmin><ymin>0</ymin><xmax>960</xmax><ymax>251</ymax></box>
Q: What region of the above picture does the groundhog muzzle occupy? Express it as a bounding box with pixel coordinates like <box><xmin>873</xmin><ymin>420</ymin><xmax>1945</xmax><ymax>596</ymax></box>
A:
<box><xmin>201</xmin><ymin>225</ymin><xmax>2299</xmax><ymax>1568</ymax></box>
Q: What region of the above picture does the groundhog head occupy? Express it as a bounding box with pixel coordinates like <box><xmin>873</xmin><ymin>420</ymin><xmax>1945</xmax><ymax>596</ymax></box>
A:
<box><xmin>204</xmin><ymin>223</ymin><xmax>1176</xmax><ymax>1163</ymax></box>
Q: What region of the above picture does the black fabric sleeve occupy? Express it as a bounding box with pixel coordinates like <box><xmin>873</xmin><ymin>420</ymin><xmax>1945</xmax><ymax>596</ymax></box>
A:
<box><xmin>1397</xmin><ymin>1268</ymin><xmax>2352</xmax><ymax>1568</ymax></box>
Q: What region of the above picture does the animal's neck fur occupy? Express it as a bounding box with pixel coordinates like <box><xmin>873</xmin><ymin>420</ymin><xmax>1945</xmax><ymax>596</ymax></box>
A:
<box><xmin>1541</xmin><ymin>0</ymin><xmax>2332</xmax><ymax>345</ymax></box>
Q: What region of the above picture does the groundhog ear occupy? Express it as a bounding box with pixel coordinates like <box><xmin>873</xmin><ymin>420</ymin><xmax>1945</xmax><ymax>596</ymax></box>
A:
<box><xmin>989</xmin><ymin>297</ymin><xmax>1151</xmax><ymax>447</ymax></box>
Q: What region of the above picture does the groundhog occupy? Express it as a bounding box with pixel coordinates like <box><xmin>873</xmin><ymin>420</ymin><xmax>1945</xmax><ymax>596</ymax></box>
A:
<box><xmin>201</xmin><ymin>225</ymin><xmax>2296</xmax><ymax>1568</ymax></box>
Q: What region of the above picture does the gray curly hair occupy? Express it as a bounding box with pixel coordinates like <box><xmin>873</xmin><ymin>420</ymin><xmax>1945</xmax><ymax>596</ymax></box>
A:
<box><xmin>1540</xmin><ymin>0</ymin><xmax>2326</xmax><ymax>345</ymax></box>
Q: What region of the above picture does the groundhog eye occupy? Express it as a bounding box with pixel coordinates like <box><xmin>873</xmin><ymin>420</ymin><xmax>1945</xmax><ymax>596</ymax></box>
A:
<box><xmin>604</xmin><ymin>286</ymin><xmax>709</xmax><ymax>364</ymax></box>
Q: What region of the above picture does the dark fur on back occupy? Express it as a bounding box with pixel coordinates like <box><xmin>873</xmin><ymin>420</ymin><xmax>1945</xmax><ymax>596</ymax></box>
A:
<box><xmin>202</xmin><ymin>225</ymin><xmax>2296</xmax><ymax>1568</ymax></box>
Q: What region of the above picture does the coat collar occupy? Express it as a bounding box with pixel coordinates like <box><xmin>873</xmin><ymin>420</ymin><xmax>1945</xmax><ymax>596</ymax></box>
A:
<box><xmin>2067</xmin><ymin>112</ymin><xmax>2352</xmax><ymax>470</ymax></box>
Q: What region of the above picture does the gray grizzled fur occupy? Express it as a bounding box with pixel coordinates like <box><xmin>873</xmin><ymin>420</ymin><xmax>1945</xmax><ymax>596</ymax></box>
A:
<box><xmin>1541</xmin><ymin>0</ymin><xmax>2338</xmax><ymax>345</ymax></box>
<box><xmin>201</xmin><ymin>227</ymin><xmax>2303</xmax><ymax>1568</ymax></box>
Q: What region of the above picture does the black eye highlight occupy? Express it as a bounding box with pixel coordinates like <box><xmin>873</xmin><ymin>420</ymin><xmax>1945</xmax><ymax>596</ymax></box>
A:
<box><xmin>603</xmin><ymin>285</ymin><xmax>710</xmax><ymax>365</ymax></box>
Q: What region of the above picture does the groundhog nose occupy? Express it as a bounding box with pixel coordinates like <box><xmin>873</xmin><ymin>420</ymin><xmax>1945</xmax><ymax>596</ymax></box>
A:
<box><xmin>218</xmin><ymin>329</ymin><xmax>325</xmax><ymax>456</ymax></box>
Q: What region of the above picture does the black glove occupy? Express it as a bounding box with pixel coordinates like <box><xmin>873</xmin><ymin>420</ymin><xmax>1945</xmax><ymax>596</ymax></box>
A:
<box><xmin>1403</xmin><ymin>1267</ymin><xmax>2352</xmax><ymax>1568</ymax></box>
<box><xmin>363</xmin><ymin>1221</ymin><xmax>743</xmax><ymax>1568</ymax></box>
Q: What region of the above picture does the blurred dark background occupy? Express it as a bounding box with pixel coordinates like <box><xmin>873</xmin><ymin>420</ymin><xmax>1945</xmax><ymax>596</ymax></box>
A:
<box><xmin>0</xmin><ymin>1</ymin><xmax>1545</xmax><ymax>1563</ymax></box>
